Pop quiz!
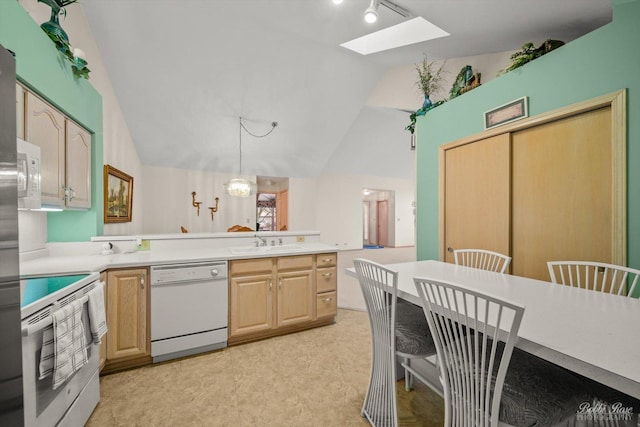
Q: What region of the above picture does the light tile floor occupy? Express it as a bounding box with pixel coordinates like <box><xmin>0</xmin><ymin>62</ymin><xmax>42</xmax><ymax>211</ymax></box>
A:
<box><xmin>87</xmin><ymin>309</ymin><xmax>444</xmax><ymax>427</ymax></box>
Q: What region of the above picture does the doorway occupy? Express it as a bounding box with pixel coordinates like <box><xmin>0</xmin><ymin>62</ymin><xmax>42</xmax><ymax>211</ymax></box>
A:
<box><xmin>256</xmin><ymin>176</ymin><xmax>289</xmax><ymax>231</ymax></box>
<box><xmin>362</xmin><ymin>189</ymin><xmax>394</xmax><ymax>247</ymax></box>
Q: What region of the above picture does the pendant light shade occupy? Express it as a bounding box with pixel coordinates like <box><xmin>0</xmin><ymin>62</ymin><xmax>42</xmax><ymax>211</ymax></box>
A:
<box><xmin>224</xmin><ymin>178</ymin><xmax>256</xmax><ymax>198</ymax></box>
<box><xmin>224</xmin><ymin>117</ymin><xmax>277</xmax><ymax>197</ymax></box>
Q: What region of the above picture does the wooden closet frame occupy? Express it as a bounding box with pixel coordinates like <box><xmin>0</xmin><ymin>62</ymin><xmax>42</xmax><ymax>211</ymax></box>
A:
<box><xmin>438</xmin><ymin>89</ymin><xmax>627</xmax><ymax>264</ymax></box>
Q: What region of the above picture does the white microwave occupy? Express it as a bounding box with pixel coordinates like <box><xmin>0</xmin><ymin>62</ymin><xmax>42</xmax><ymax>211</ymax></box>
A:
<box><xmin>17</xmin><ymin>138</ymin><xmax>41</xmax><ymax>210</ymax></box>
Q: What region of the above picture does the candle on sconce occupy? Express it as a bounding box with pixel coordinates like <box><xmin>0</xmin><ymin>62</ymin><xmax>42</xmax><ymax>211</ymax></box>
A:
<box><xmin>73</xmin><ymin>48</ymin><xmax>86</xmax><ymax>61</ymax></box>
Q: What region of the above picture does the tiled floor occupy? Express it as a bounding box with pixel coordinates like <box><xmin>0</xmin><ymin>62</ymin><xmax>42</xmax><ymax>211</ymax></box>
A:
<box><xmin>87</xmin><ymin>309</ymin><xmax>444</xmax><ymax>426</ymax></box>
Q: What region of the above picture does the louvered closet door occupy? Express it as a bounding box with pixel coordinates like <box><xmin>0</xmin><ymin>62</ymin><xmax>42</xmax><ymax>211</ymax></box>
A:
<box><xmin>443</xmin><ymin>133</ymin><xmax>511</xmax><ymax>264</ymax></box>
<box><xmin>511</xmin><ymin>107</ymin><xmax>612</xmax><ymax>281</ymax></box>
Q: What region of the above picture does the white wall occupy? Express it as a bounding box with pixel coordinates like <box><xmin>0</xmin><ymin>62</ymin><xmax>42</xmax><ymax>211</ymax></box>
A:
<box><xmin>315</xmin><ymin>173</ymin><xmax>414</xmax><ymax>250</ymax></box>
<box><xmin>367</xmin><ymin>51</ymin><xmax>514</xmax><ymax>111</ymax></box>
<box><xmin>17</xmin><ymin>211</ymin><xmax>47</xmax><ymax>252</ymax></box>
<box><xmin>141</xmin><ymin>165</ymin><xmax>256</xmax><ymax>234</ymax></box>
<box><xmin>287</xmin><ymin>177</ymin><xmax>319</xmax><ymax>231</ymax></box>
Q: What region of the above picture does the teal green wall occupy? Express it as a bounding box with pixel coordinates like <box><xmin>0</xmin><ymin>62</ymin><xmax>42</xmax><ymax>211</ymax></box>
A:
<box><xmin>0</xmin><ymin>1</ymin><xmax>103</xmax><ymax>241</ymax></box>
<box><xmin>416</xmin><ymin>0</ymin><xmax>640</xmax><ymax>271</ymax></box>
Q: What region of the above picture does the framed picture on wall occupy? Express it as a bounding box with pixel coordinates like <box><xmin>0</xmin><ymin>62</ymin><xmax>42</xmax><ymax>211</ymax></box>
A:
<box><xmin>484</xmin><ymin>96</ymin><xmax>529</xmax><ymax>130</ymax></box>
<box><xmin>103</xmin><ymin>164</ymin><xmax>133</xmax><ymax>223</ymax></box>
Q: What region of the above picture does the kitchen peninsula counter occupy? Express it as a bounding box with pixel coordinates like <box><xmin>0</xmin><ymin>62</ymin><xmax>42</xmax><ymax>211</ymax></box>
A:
<box><xmin>20</xmin><ymin>230</ymin><xmax>337</xmax><ymax>277</ymax></box>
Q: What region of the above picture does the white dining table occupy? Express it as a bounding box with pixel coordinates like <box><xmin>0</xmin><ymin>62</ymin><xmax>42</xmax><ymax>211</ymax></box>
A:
<box><xmin>346</xmin><ymin>259</ymin><xmax>640</xmax><ymax>399</ymax></box>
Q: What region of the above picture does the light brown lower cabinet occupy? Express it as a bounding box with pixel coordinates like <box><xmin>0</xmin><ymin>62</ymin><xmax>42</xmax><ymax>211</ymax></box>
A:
<box><xmin>98</xmin><ymin>271</ymin><xmax>107</xmax><ymax>372</ymax></box>
<box><xmin>316</xmin><ymin>253</ymin><xmax>337</xmax><ymax>319</ymax></box>
<box><xmin>102</xmin><ymin>267</ymin><xmax>151</xmax><ymax>373</ymax></box>
<box><xmin>229</xmin><ymin>253</ymin><xmax>337</xmax><ymax>345</ymax></box>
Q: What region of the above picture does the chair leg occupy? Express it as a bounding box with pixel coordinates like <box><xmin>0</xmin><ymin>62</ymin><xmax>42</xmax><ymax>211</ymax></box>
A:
<box><xmin>404</xmin><ymin>357</ymin><xmax>413</xmax><ymax>391</ymax></box>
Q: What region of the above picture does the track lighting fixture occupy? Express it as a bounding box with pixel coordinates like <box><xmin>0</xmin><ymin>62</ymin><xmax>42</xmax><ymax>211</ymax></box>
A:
<box><xmin>364</xmin><ymin>0</ymin><xmax>379</xmax><ymax>23</ymax></box>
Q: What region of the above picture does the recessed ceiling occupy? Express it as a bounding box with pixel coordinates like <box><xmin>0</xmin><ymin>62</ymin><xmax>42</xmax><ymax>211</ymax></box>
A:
<box><xmin>81</xmin><ymin>0</ymin><xmax>612</xmax><ymax>179</ymax></box>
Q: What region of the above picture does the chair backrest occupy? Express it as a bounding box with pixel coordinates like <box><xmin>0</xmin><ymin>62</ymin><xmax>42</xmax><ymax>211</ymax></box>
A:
<box><xmin>353</xmin><ymin>258</ymin><xmax>399</xmax><ymax>426</ymax></box>
<box><xmin>414</xmin><ymin>277</ymin><xmax>525</xmax><ymax>427</ymax></box>
<box><xmin>547</xmin><ymin>261</ymin><xmax>640</xmax><ymax>297</ymax></box>
<box><xmin>453</xmin><ymin>249</ymin><xmax>512</xmax><ymax>273</ymax></box>
<box><xmin>354</xmin><ymin>258</ymin><xmax>398</xmax><ymax>347</ymax></box>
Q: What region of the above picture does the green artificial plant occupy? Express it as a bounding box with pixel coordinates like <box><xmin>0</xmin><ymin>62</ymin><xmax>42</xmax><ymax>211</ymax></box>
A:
<box><xmin>37</xmin><ymin>0</ymin><xmax>91</xmax><ymax>79</ymax></box>
<box><xmin>406</xmin><ymin>55</ymin><xmax>446</xmax><ymax>134</ymax></box>
<box><xmin>505</xmin><ymin>39</ymin><xmax>565</xmax><ymax>73</ymax></box>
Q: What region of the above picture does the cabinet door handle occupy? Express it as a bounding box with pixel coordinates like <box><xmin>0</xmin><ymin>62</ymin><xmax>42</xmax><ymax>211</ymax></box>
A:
<box><xmin>321</xmin><ymin>272</ymin><xmax>332</xmax><ymax>277</ymax></box>
<box><xmin>322</xmin><ymin>297</ymin><xmax>333</xmax><ymax>302</ymax></box>
<box><xmin>278</xmin><ymin>278</ymin><xmax>282</xmax><ymax>289</ymax></box>
<box><xmin>322</xmin><ymin>258</ymin><xmax>332</xmax><ymax>263</ymax></box>
<box><xmin>269</xmin><ymin>278</ymin><xmax>272</xmax><ymax>290</ymax></box>
<box><xmin>140</xmin><ymin>274</ymin><xmax>145</xmax><ymax>289</ymax></box>
<box><xmin>447</xmin><ymin>247</ymin><xmax>454</xmax><ymax>253</ymax></box>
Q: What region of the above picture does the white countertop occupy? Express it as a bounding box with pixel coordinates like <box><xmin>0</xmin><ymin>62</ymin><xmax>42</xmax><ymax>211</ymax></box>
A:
<box><xmin>20</xmin><ymin>243</ymin><xmax>339</xmax><ymax>277</ymax></box>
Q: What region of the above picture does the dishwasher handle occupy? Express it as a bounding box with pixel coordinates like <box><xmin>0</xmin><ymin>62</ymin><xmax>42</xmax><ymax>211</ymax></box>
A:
<box><xmin>151</xmin><ymin>276</ymin><xmax>227</xmax><ymax>287</ymax></box>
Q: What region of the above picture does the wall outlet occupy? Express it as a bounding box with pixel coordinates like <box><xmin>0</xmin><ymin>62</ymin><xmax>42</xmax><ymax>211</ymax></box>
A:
<box><xmin>137</xmin><ymin>239</ymin><xmax>151</xmax><ymax>251</ymax></box>
<box><xmin>296</xmin><ymin>236</ymin><xmax>305</xmax><ymax>242</ymax></box>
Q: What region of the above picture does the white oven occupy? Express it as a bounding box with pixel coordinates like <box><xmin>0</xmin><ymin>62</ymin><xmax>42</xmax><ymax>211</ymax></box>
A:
<box><xmin>21</xmin><ymin>274</ymin><xmax>102</xmax><ymax>427</ymax></box>
<box><xmin>17</xmin><ymin>137</ymin><xmax>41</xmax><ymax>210</ymax></box>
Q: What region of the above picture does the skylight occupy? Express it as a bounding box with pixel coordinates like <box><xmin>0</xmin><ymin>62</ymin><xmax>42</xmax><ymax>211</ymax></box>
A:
<box><xmin>340</xmin><ymin>16</ymin><xmax>450</xmax><ymax>55</ymax></box>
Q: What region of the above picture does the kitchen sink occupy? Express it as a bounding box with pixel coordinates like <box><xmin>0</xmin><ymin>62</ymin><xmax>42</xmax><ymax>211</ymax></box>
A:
<box><xmin>269</xmin><ymin>244</ymin><xmax>304</xmax><ymax>252</ymax></box>
<box><xmin>229</xmin><ymin>244</ymin><xmax>304</xmax><ymax>255</ymax></box>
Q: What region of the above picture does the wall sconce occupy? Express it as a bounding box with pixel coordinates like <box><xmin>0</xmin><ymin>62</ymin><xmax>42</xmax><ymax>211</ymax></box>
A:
<box><xmin>191</xmin><ymin>191</ymin><xmax>202</xmax><ymax>216</ymax></box>
<box><xmin>209</xmin><ymin>197</ymin><xmax>220</xmax><ymax>221</ymax></box>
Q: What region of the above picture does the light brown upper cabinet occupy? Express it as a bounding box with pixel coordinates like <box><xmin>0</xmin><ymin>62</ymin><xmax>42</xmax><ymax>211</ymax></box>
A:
<box><xmin>65</xmin><ymin>120</ymin><xmax>92</xmax><ymax>208</ymax></box>
<box><xmin>440</xmin><ymin>90</ymin><xmax>626</xmax><ymax>281</ymax></box>
<box><xmin>25</xmin><ymin>90</ymin><xmax>91</xmax><ymax>209</ymax></box>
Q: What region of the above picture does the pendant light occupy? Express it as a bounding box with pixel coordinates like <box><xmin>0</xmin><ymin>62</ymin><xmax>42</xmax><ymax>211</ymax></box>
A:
<box><xmin>224</xmin><ymin>117</ymin><xmax>277</xmax><ymax>197</ymax></box>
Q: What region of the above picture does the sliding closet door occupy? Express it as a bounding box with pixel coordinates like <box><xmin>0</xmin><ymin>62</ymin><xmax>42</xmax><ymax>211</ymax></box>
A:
<box><xmin>511</xmin><ymin>107</ymin><xmax>612</xmax><ymax>280</ymax></box>
<box><xmin>443</xmin><ymin>133</ymin><xmax>511</xmax><ymax>264</ymax></box>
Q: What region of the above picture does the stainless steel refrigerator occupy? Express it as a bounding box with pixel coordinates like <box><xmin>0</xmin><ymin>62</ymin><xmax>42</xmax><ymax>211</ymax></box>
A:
<box><xmin>0</xmin><ymin>44</ymin><xmax>24</xmax><ymax>425</ymax></box>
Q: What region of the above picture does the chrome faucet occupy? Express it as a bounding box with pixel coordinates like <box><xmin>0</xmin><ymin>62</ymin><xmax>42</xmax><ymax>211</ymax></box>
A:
<box><xmin>255</xmin><ymin>235</ymin><xmax>267</xmax><ymax>246</ymax></box>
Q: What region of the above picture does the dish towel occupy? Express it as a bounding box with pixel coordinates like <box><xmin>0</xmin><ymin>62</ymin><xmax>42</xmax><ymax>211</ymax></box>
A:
<box><xmin>39</xmin><ymin>299</ymin><xmax>88</xmax><ymax>390</ymax></box>
<box><xmin>38</xmin><ymin>326</ymin><xmax>55</xmax><ymax>380</ymax></box>
<box><xmin>87</xmin><ymin>281</ymin><xmax>108</xmax><ymax>344</ymax></box>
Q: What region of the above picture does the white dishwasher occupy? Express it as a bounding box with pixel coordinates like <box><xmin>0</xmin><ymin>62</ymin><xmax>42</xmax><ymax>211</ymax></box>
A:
<box><xmin>150</xmin><ymin>261</ymin><xmax>228</xmax><ymax>363</ymax></box>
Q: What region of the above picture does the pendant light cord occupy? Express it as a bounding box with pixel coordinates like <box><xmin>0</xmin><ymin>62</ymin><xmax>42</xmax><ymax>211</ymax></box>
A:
<box><xmin>238</xmin><ymin>117</ymin><xmax>243</xmax><ymax>175</ymax></box>
<box><xmin>238</xmin><ymin>117</ymin><xmax>278</xmax><ymax>175</ymax></box>
<box><xmin>240</xmin><ymin>118</ymin><xmax>278</xmax><ymax>138</ymax></box>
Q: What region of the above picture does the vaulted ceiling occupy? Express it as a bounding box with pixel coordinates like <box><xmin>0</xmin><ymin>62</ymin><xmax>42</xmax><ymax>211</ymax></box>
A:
<box><xmin>81</xmin><ymin>0</ymin><xmax>611</xmax><ymax>178</ymax></box>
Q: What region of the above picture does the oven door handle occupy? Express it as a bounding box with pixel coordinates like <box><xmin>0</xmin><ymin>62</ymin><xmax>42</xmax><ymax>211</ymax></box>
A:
<box><xmin>22</xmin><ymin>294</ymin><xmax>90</xmax><ymax>336</ymax></box>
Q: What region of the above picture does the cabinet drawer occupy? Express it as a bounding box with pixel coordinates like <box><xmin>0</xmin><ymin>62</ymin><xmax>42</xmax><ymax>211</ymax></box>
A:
<box><xmin>277</xmin><ymin>255</ymin><xmax>313</xmax><ymax>271</ymax></box>
<box><xmin>230</xmin><ymin>258</ymin><xmax>273</xmax><ymax>276</ymax></box>
<box><xmin>316</xmin><ymin>292</ymin><xmax>337</xmax><ymax>318</ymax></box>
<box><xmin>317</xmin><ymin>253</ymin><xmax>337</xmax><ymax>268</ymax></box>
<box><xmin>316</xmin><ymin>267</ymin><xmax>336</xmax><ymax>293</ymax></box>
